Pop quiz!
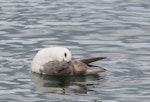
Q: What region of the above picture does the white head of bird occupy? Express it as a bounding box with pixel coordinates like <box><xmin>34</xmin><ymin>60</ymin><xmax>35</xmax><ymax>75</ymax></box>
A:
<box><xmin>32</xmin><ymin>47</ymin><xmax>72</xmax><ymax>73</ymax></box>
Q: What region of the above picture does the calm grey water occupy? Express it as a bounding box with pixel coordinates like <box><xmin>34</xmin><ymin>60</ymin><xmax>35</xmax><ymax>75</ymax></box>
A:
<box><xmin>0</xmin><ymin>0</ymin><xmax>150</xmax><ymax>102</ymax></box>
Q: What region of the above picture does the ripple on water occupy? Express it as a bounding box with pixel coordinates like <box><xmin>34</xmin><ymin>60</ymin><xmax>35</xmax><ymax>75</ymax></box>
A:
<box><xmin>0</xmin><ymin>0</ymin><xmax>150</xmax><ymax>102</ymax></box>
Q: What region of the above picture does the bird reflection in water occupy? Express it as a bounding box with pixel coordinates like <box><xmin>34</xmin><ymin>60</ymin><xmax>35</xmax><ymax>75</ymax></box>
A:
<box><xmin>32</xmin><ymin>73</ymin><xmax>105</xmax><ymax>94</ymax></box>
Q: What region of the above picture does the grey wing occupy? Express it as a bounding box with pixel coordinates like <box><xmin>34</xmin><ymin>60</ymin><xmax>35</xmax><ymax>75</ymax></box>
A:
<box><xmin>41</xmin><ymin>61</ymin><xmax>69</xmax><ymax>75</ymax></box>
<box><xmin>79</xmin><ymin>57</ymin><xmax>106</xmax><ymax>64</ymax></box>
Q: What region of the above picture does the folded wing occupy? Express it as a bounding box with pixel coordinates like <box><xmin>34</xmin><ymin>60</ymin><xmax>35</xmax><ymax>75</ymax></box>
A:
<box><xmin>41</xmin><ymin>57</ymin><xmax>106</xmax><ymax>75</ymax></box>
<box><xmin>42</xmin><ymin>61</ymin><xmax>69</xmax><ymax>75</ymax></box>
<box><xmin>79</xmin><ymin>57</ymin><xmax>106</xmax><ymax>64</ymax></box>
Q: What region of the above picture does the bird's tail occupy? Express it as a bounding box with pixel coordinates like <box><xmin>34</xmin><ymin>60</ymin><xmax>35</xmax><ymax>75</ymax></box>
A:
<box><xmin>86</xmin><ymin>65</ymin><xmax>106</xmax><ymax>74</ymax></box>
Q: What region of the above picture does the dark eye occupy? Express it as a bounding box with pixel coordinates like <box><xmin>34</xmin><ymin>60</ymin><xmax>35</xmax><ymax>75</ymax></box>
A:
<box><xmin>64</xmin><ymin>53</ymin><xmax>67</xmax><ymax>57</ymax></box>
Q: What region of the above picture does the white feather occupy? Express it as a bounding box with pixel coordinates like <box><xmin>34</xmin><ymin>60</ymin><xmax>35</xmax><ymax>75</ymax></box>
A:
<box><xmin>31</xmin><ymin>47</ymin><xmax>72</xmax><ymax>73</ymax></box>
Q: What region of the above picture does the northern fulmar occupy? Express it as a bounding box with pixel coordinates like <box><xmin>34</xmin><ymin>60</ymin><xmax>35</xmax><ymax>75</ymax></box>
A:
<box><xmin>31</xmin><ymin>47</ymin><xmax>106</xmax><ymax>75</ymax></box>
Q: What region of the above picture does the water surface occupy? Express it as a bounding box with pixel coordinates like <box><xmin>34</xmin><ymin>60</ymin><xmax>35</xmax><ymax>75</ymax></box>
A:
<box><xmin>0</xmin><ymin>0</ymin><xmax>150</xmax><ymax>102</ymax></box>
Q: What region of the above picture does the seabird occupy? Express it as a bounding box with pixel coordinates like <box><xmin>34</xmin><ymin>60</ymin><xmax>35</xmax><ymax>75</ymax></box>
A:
<box><xmin>31</xmin><ymin>47</ymin><xmax>106</xmax><ymax>75</ymax></box>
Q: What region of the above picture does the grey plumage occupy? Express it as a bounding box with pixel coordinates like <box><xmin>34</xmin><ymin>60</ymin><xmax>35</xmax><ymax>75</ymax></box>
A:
<box><xmin>41</xmin><ymin>57</ymin><xmax>106</xmax><ymax>75</ymax></box>
<box><xmin>79</xmin><ymin>57</ymin><xmax>106</xmax><ymax>64</ymax></box>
